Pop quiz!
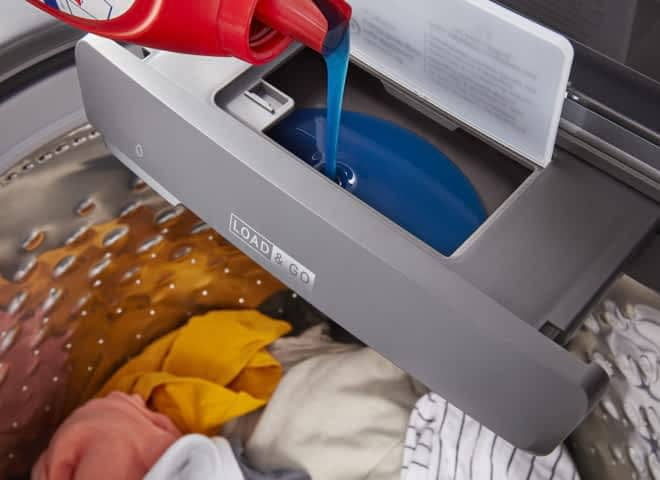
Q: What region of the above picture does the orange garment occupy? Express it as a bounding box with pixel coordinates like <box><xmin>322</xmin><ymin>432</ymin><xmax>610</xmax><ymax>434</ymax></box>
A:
<box><xmin>32</xmin><ymin>392</ymin><xmax>181</xmax><ymax>480</ymax></box>
<box><xmin>0</xmin><ymin>205</ymin><xmax>284</xmax><ymax>476</ymax></box>
<box><xmin>99</xmin><ymin>310</ymin><xmax>290</xmax><ymax>435</ymax></box>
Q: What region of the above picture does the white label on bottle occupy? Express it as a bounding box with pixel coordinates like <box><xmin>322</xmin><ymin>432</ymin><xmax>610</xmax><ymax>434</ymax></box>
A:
<box><xmin>39</xmin><ymin>0</ymin><xmax>136</xmax><ymax>20</ymax></box>
<box><xmin>349</xmin><ymin>0</ymin><xmax>574</xmax><ymax>167</ymax></box>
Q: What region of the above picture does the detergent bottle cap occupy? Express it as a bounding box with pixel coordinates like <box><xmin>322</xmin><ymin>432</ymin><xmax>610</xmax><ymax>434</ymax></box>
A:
<box><xmin>26</xmin><ymin>0</ymin><xmax>351</xmax><ymax>63</ymax></box>
<box><xmin>255</xmin><ymin>0</ymin><xmax>352</xmax><ymax>54</ymax></box>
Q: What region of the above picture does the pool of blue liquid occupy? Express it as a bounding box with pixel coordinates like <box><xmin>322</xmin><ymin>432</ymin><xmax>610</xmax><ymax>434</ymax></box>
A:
<box><xmin>269</xmin><ymin>109</ymin><xmax>487</xmax><ymax>256</ymax></box>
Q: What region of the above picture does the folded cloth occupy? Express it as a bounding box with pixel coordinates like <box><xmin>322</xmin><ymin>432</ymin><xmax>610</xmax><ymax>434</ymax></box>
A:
<box><xmin>268</xmin><ymin>323</ymin><xmax>361</xmax><ymax>371</ymax></box>
<box><xmin>231</xmin><ymin>439</ymin><xmax>310</xmax><ymax>480</ymax></box>
<box><xmin>145</xmin><ymin>434</ymin><xmax>244</xmax><ymax>480</ymax></box>
<box><xmin>402</xmin><ymin>393</ymin><xmax>580</xmax><ymax>480</ymax></box>
<box><xmin>99</xmin><ymin>310</ymin><xmax>291</xmax><ymax>435</ymax></box>
<box><xmin>245</xmin><ymin>348</ymin><xmax>420</xmax><ymax>480</ymax></box>
<box><xmin>32</xmin><ymin>392</ymin><xmax>181</xmax><ymax>480</ymax></box>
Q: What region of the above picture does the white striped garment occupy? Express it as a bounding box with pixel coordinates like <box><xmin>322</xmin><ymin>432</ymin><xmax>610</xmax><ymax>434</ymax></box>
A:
<box><xmin>402</xmin><ymin>393</ymin><xmax>580</xmax><ymax>480</ymax></box>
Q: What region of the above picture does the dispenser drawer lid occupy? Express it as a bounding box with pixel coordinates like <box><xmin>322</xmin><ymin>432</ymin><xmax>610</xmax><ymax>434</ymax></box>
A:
<box><xmin>496</xmin><ymin>0</ymin><xmax>660</xmax><ymax>139</ymax></box>
<box><xmin>348</xmin><ymin>0</ymin><xmax>574</xmax><ymax>168</ymax></box>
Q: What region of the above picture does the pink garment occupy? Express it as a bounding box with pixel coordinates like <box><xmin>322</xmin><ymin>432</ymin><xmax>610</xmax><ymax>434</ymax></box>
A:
<box><xmin>32</xmin><ymin>391</ymin><xmax>182</xmax><ymax>480</ymax></box>
<box><xmin>0</xmin><ymin>309</ymin><xmax>72</xmax><ymax>477</ymax></box>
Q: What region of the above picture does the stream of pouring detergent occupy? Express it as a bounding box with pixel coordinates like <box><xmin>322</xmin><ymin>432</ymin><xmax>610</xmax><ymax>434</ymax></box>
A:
<box><xmin>322</xmin><ymin>30</ymin><xmax>350</xmax><ymax>180</ymax></box>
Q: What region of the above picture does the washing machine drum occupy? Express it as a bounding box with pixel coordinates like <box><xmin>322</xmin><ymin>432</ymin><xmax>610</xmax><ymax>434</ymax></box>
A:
<box><xmin>0</xmin><ymin>6</ymin><xmax>296</xmax><ymax>478</ymax></box>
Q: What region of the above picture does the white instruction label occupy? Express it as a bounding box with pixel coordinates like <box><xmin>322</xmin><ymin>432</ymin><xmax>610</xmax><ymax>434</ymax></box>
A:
<box><xmin>230</xmin><ymin>214</ymin><xmax>316</xmax><ymax>293</ymax></box>
<box><xmin>39</xmin><ymin>0</ymin><xmax>135</xmax><ymax>20</ymax></box>
<box><xmin>349</xmin><ymin>0</ymin><xmax>574</xmax><ymax>167</ymax></box>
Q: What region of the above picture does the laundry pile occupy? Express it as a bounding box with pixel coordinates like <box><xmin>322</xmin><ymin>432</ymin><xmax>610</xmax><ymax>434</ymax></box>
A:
<box><xmin>29</xmin><ymin>312</ymin><xmax>582</xmax><ymax>480</ymax></box>
<box><xmin>0</xmin><ymin>206</ymin><xmax>583</xmax><ymax>479</ymax></box>
<box><xmin>28</xmin><ymin>305</ymin><xmax>425</xmax><ymax>480</ymax></box>
<box><xmin>32</xmin><ymin>309</ymin><xmax>313</xmax><ymax>480</ymax></box>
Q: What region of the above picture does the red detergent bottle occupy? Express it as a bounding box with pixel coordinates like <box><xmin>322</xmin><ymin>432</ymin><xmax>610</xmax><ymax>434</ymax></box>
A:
<box><xmin>25</xmin><ymin>0</ymin><xmax>352</xmax><ymax>63</ymax></box>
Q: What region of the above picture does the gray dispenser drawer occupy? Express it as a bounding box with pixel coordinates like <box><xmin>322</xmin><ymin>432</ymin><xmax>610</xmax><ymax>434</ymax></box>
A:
<box><xmin>74</xmin><ymin>35</ymin><xmax>660</xmax><ymax>454</ymax></box>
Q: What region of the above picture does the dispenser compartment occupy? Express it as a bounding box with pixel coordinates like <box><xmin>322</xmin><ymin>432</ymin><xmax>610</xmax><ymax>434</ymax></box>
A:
<box><xmin>212</xmin><ymin>47</ymin><xmax>659</xmax><ymax>340</ymax></box>
<box><xmin>264</xmin><ymin>49</ymin><xmax>531</xmax><ymax>215</ymax></box>
<box><xmin>216</xmin><ymin>48</ymin><xmax>532</xmax><ymax>257</ymax></box>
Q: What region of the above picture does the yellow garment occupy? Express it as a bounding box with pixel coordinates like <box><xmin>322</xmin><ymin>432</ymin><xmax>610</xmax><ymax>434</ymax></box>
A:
<box><xmin>99</xmin><ymin>310</ymin><xmax>291</xmax><ymax>435</ymax></box>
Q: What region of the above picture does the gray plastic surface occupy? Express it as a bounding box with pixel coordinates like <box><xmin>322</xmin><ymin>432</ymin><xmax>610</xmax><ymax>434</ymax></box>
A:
<box><xmin>223</xmin><ymin>79</ymin><xmax>294</xmax><ymax>132</ymax></box>
<box><xmin>0</xmin><ymin>67</ymin><xmax>86</xmax><ymax>174</ymax></box>
<box><xmin>72</xmin><ymin>35</ymin><xmax>659</xmax><ymax>453</ymax></box>
<box><xmin>0</xmin><ymin>1</ymin><xmax>82</xmax><ymax>83</ymax></box>
<box><xmin>0</xmin><ymin>2</ymin><xmax>87</xmax><ymax>173</ymax></box>
<box><xmin>560</xmin><ymin>99</ymin><xmax>660</xmax><ymax>204</ymax></box>
<box><xmin>627</xmin><ymin>234</ymin><xmax>660</xmax><ymax>295</ymax></box>
<box><xmin>455</xmin><ymin>153</ymin><xmax>660</xmax><ymax>337</ymax></box>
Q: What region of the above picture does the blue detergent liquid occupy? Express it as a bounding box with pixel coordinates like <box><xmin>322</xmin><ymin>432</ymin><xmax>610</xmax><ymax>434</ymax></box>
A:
<box><xmin>322</xmin><ymin>29</ymin><xmax>350</xmax><ymax>180</ymax></box>
<box><xmin>269</xmin><ymin>109</ymin><xmax>487</xmax><ymax>256</ymax></box>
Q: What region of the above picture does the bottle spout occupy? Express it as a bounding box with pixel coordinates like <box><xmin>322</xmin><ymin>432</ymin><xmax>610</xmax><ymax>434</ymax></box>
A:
<box><xmin>255</xmin><ymin>0</ymin><xmax>352</xmax><ymax>54</ymax></box>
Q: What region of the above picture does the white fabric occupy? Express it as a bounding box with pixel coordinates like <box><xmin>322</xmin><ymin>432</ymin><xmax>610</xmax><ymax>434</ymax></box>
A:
<box><xmin>268</xmin><ymin>324</ymin><xmax>360</xmax><ymax>372</ymax></box>
<box><xmin>246</xmin><ymin>348</ymin><xmax>420</xmax><ymax>480</ymax></box>
<box><xmin>402</xmin><ymin>393</ymin><xmax>580</xmax><ymax>480</ymax></box>
<box><xmin>145</xmin><ymin>434</ymin><xmax>245</xmax><ymax>480</ymax></box>
<box><xmin>223</xmin><ymin>324</ymin><xmax>361</xmax><ymax>445</ymax></box>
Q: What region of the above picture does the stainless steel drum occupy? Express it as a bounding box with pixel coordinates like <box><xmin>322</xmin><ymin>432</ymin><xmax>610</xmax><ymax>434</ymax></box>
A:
<box><xmin>0</xmin><ymin>6</ymin><xmax>296</xmax><ymax>476</ymax></box>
